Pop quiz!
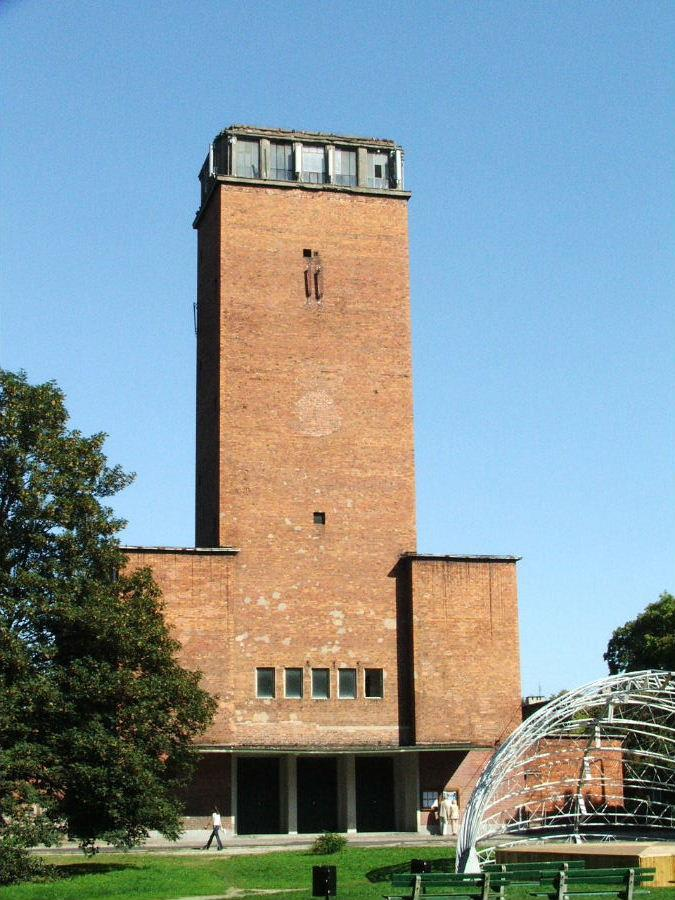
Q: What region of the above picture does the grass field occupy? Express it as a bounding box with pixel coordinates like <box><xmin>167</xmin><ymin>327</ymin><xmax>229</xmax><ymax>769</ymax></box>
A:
<box><xmin>0</xmin><ymin>846</ymin><xmax>673</xmax><ymax>900</ymax></box>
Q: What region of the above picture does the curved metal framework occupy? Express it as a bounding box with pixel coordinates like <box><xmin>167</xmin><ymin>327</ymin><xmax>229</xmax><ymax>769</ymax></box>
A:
<box><xmin>456</xmin><ymin>670</ymin><xmax>675</xmax><ymax>872</ymax></box>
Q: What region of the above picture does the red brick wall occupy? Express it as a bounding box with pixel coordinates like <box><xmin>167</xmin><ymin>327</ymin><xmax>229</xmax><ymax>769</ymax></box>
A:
<box><xmin>193</xmin><ymin>184</ymin><xmax>418</xmax><ymax>747</ymax></box>
<box><xmin>123</xmin><ymin>549</ymin><xmax>237</xmax><ymax>744</ymax></box>
<box><xmin>522</xmin><ymin>737</ymin><xmax>625</xmax><ymax>811</ymax></box>
<box><xmin>410</xmin><ymin>559</ymin><xmax>521</xmax><ymax>745</ymax></box>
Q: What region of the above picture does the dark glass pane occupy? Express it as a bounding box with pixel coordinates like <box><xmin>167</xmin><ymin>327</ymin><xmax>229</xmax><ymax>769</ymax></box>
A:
<box><xmin>338</xmin><ymin>668</ymin><xmax>356</xmax><ymax>698</ymax></box>
<box><xmin>285</xmin><ymin>668</ymin><xmax>303</xmax><ymax>699</ymax></box>
<box><xmin>312</xmin><ymin>668</ymin><xmax>330</xmax><ymax>699</ymax></box>
<box><xmin>256</xmin><ymin>667</ymin><xmax>275</xmax><ymax>698</ymax></box>
<box><xmin>365</xmin><ymin>668</ymin><xmax>383</xmax><ymax>698</ymax></box>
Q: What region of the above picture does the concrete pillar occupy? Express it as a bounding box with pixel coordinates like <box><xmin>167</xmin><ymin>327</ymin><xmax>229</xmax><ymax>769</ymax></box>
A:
<box><xmin>230</xmin><ymin>755</ymin><xmax>238</xmax><ymax>836</ymax></box>
<box><xmin>293</xmin><ymin>142</ymin><xmax>302</xmax><ymax>180</ymax></box>
<box><xmin>357</xmin><ymin>147</ymin><xmax>369</xmax><ymax>187</ymax></box>
<box><xmin>260</xmin><ymin>138</ymin><xmax>271</xmax><ymax>179</ymax></box>
<box><xmin>228</xmin><ymin>136</ymin><xmax>237</xmax><ymax>176</ymax></box>
<box><xmin>283</xmin><ymin>755</ymin><xmax>298</xmax><ymax>834</ymax></box>
<box><xmin>338</xmin><ymin>754</ymin><xmax>357</xmax><ymax>833</ymax></box>
<box><xmin>394</xmin><ymin>752</ymin><xmax>419</xmax><ymax>831</ymax></box>
<box><xmin>326</xmin><ymin>145</ymin><xmax>335</xmax><ymax>184</ymax></box>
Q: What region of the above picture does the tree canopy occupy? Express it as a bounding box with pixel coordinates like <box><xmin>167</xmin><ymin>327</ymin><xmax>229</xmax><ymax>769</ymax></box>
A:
<box><xmin>0</xmin><ymin>370</ymin><xmax>215</xmax><ymax>879</ymax></box>
<box><xmin>604</xmin><ymin>591</ymin><xmax>675</xmax><ymax>675</ymax></box>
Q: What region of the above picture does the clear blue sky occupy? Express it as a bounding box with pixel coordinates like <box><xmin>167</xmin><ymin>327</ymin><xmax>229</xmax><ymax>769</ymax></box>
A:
<box><xmin>2</xmin><ymin>0</ymin><xmax>673</xmax><ymax>696</ymax></box>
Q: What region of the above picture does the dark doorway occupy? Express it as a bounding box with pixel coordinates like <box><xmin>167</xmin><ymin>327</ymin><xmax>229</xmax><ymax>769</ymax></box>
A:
<box><xmin>297</xmin><ymin>757</ymin><xmax>338</xmax><ymax>833</ymax></box>
<box><xmin>356</xmin><ymin>756</ymin><xmax>395</xmax><ymax>831</ymax></box>
<box><xmin>237</xmin><ymin>757</ymin><xmax>281</xmax><ymax>834</ymax></box>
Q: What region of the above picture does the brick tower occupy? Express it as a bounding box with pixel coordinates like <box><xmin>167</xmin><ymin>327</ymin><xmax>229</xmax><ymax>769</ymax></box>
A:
<box><xmin>125</xmin><ymin>126</ymin><xmax>521</xmax><ymax>836</ymax></box>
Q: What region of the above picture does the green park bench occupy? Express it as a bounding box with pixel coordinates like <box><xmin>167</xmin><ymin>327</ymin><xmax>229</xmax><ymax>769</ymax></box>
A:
<box><xmin>483</xmin><ymin>861</ymin><xmax>586</xmax><ymax>884</ymax></box>
<box><xmin>484</xmin><ymin>861</ymin><xmax>587</xmax><ymax>873</ymax></box>
<box><xmin>529</xmin><ymin>866</ymin><xmax>656</xmax><ymax>900</ymax></box>
<box><xmin>385</xmin><ymin>871</ymin><xmax>509</xmax><ymax>900</ymax></box>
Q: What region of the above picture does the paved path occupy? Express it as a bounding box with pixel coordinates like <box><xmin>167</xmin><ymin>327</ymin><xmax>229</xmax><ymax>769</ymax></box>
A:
<box><xmin>34</xmin><ymin>830</ymin><xmax>455</xmax><ymax>856</ymax></box>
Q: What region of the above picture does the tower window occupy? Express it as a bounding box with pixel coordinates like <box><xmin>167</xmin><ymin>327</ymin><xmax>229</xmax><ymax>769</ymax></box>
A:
<box><xmin>269</xmin><ymin>141</ymin><xmax>293</xmax><ymax>181</ymax></box>
<box><xmin>338</xmin><ymin>668</ymin><xmax>357</xmax><ymax>699</ymax></box>
<box><xmin>235</xmin><ymin>139</ymin><xmax>260</xmax><ymax>178</ymax></box>
<box><xmin>256</xmin><ymin>667</ymin><xmax>275</xmax><ymax>699</ymax></box>
<box><xmin>312</xmin><ymin>668</ymin><xmax>330</xmax><ymax>699</ymax></box>
<box><xmin>285</xmin><ymin>668</ymin><xmax>303</xmax><ymax>699</ymax></box>
<box><xmin>303</xmin><ymin>249</ymin><xmax>312</xmax><ymax>257</ymax></box>
<box><xmin>313</xmin><ymin>511</ymin><xmax>325</xmax><ymax>525</ymax></box>
<box><xmin>301</xmin><ymin>145</ymin><xmax>326</xmax><ymax>184</ymax></box>
<box><xmin>365</xmin><ymin>668</ymin><xmax>384</xmax><ymax>698</ymax></box>
<box><xmin>334</xmin><ymin>148</ymin><xmax>357</xmax><ymax>187</ymax></box>
<box><xmin>367</xmin><ymin>151</ymin><xmax>389</xmax><ymax>189</ymax></box>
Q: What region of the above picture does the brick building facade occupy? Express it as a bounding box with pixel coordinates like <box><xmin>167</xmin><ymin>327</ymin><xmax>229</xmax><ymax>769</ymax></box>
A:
<box><xmin>124</xmin><ymin>125</ymin><xmax>522</xmax><ymax>835</ymax></box>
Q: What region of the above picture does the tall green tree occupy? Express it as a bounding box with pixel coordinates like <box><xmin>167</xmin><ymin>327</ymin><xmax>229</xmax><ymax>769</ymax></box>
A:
<box><xmin>0</xmin><ymin>370</ymin><xmax>215</xmax><ymax>880</ymax></box>
<box><xmin>604</xmin><ymin>592</ymin><xmax>675</xmax><ymax>674</ymax></box>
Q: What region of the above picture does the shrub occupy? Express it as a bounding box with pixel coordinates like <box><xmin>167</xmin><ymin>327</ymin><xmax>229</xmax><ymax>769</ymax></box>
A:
<box><xmin>311</xmin><ymin>832</ymin><xmax>347</xmax><ymax>854</ymax></box>
<box><xmin>0</xmin><ymin>845</ymin><xmax>50</xmax><ymax>886</ymax></box>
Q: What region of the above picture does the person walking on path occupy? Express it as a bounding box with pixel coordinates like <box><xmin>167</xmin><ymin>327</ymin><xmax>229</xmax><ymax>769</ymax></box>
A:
<box><xmin>203</xmin><ymin>808</ymin><xmax>224</xmax><ymax>850</ymax></box>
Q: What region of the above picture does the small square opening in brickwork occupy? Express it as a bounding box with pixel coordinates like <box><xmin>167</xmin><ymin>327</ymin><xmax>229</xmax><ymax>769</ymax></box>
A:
<box><xmin>303</xmin><ymin>248</ymin><xmax>312</xmax><ymax>257</ymax></box>
<box><xmin>313</xmin><ymin>511</ymin><xmax>326</xmax><ymax>525</ymax></box>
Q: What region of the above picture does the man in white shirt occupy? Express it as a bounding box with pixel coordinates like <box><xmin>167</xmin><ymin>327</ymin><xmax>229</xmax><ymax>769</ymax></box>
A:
<box><xmin>203</xmin><ymin>808</ymin><xmax>224</xmax><ymax>850</ymax></box>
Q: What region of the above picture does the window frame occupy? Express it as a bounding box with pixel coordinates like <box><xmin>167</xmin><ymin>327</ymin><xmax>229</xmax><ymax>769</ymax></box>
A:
<box><xmin>235</xmin><ymin>139</ymin><xmax>260</xmax><ymax>179</ymax></box>
<box><xmin>269</xmin><ymin>141</ymin><xmax>293</xmax><ymax>181</ymax></box>
<box><xmin>256</xmin><ymin>667</ymin><xmax>276</xmax><ymax>699</ymax></box>
<box><xmin>311</xmin><ymin>668</ymin><xmax>331</xmax><ymax>700</ymax></box>
<box><xmin>334</xmin><ymin>147</ymin><xmax>357</xmax><ymax>187</ymax></box>
<box><xmin>301</xmin><ymin>145</ymin><xmax>326</xmax><ymax>184</ymax></box>
<box><xmin>284</xmin><ymin>667</ymin><xmax>304</xmax><ymax>700</ymax></box>
<box><xmin>364</xmin><ymin>667</ymin><xmax>384</xmax><ymax>699</ymax></box>
<box><xmin>367</xmin><ymin>151</ymin><xmax>389</xmax><ymax>189</ymax></box>
<box><xmin>338</xmin><ymin>667</ymin><xmax>357</xmax><ymax>699</ymax></box>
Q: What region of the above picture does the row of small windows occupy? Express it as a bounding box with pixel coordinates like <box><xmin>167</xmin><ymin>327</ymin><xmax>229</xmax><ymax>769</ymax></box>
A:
<box><xmin>256</xmin><ymin>667</ymin><xmax>384</xmax><ymax>700</ymax></box>
<box><xmin>229</xmin><ymin>139</ymin><xmax>391</xmax><ymax>189</ymax></box>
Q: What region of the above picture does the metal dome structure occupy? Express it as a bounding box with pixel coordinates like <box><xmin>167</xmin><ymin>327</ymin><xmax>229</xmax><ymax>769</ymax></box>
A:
<box><xmin>456</xmin><ymin>670</ymin><xmax>675</xmax><ymax>872</ymax></box>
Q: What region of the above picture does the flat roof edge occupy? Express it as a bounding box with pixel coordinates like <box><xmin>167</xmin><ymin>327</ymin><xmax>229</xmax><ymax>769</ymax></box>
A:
<box><xmin>121</xmin><ymin>545</ymin><xmax>240</xmax><ymax>555</ymax></box>
<box><xmin>217</xmin><ymin>124</ymin><xmax>402</xmax><ymax>149</ymax></box>
<box><xmin>401</xmin><ymin>553</ymin><xmax>521</xmax><ymax>563</ymax></box>
<box><xmin>196</xmin><ymin>743</ymin><xmax>493</xmax><ymax>754</ymax></box>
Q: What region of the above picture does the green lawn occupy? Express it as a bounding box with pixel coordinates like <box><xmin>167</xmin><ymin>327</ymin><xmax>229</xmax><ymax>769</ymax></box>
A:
<box><xmin>0</xmin><ymin>846</ymin><xmax>673</xmax><ymax>900</ymax></box>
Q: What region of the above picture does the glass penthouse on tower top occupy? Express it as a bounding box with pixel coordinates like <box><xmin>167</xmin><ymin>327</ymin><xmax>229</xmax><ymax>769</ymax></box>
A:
<box><xmin>197</xmin><ymin>124</ymin><xmax>407</xmax><ymax>211</ymax></box>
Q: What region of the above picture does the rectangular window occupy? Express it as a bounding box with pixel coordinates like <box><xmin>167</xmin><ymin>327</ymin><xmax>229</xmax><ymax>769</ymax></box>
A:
<box><xmin>285</xmin><ymin>667</ymin><xmax>303</xmax><ymax>699</ymax></box>
<box><xmin>421</xmin><ymin>790</ymin><xmax>438</xmax><ymax>810</ymax></box>
<box><xmin>364</xmin><ymin>668</ymin><xmax>384</xmax><ymax>698</ymax></box>
<box><xmin>334</xmin><ymin>148</ymin><xmax>357</xmax><ymax>186</ymax></box>
<box><xmin>313</xmin><ymin>511</ymin><xmax>326</xmax><ymax>525</ymax></box>
<box><xmin>270</xmin><ymin>142</ymin><xmax>293</xmax><ymax>181</ymax></box>
<box><xmin>367</xmin><ymin>151</ymin><xmax>389</xmax><ymax>189</ymax></box>
<box><xmin>256</xmin><ymin>667</ymin><xmax>275</xmax><ymax>699</ymax></box>
<box><xmin>235</xmin><ymin>139</ymin><xmax>260</xmax><ymax>178</ymax></box>
<box><xmin>312</xmin><ymin>668</ymin><xmax>330</xmax><ymax>699</ymax></box>
<box><xmin>338</xmin><ymin>668</ymin><xmax>356</xmax><ymax>699</ymax></box>
<box><xmin>302</xmin><ymin>145</ymin><xmax>326</xmax><ymax>184</ymax></box>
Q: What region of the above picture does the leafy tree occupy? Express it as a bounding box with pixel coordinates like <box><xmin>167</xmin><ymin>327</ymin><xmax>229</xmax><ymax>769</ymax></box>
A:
<box><xmin>0</xmin><ymin>370</ymin><xmax>215</xmax><ymax>881</ymax></box>
<box><xmin>604</xmin><ymin>592</ymin><xmax>675</xmax><ymax>674</ymax></box>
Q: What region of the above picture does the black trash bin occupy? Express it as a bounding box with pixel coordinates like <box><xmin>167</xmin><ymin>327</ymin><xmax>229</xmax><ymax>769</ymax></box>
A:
<box><xmin>312</xmin><ymin>865</ymin><xmax>337</xmax><ymax>900</ymax></box>
<box><xmin>411</xmin><ymin>859</ymin><xmax>432</xmax><ymax>874</ymax></box>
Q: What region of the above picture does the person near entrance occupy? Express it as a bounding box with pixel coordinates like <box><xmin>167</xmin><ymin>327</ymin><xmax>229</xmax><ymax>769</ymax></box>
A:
<box><xmin>438</xmin><ymin>792</ymin><xmax>452</xmax><ymax>836</ymax></box>
<box><xmin>203</xmin><ymin>808</ymin><xmax>224</xmax><ymax>850</ymax></box>
<box><xmin>449</xmin><ymin>796</ymin><xmax>460</xmax><ymax>835</ymax></box>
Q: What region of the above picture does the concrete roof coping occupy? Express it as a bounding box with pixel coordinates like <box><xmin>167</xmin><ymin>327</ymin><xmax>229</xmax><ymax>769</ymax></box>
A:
<box><xmin>217</xmin><ymin>123</ymin><xmax>402</xmax><ymax>150</ymax></box>
<box><xmin>401</xmin><ymin>552</ymin><xmax>522</xmax><ymax>563</ymax></box>
<box><xmin>121</xmin><ymin>545</ymin><xmax>239</xmax><ymax>555</ymax></box>
<box><xmin>197</xmin><ymin>743</ymin><xmax>493</xmax><ymax>755</ymax></box>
